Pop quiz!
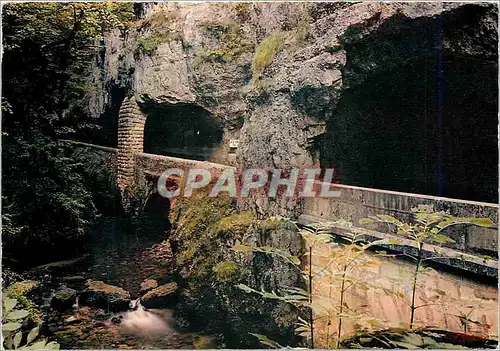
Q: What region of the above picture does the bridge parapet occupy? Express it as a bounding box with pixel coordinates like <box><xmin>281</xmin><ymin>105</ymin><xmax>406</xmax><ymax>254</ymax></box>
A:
<box><xmin>66</xmin><ymin>141</ymin><xmax>498</xmax><ymax>277</ymax></box>
<box><xmin>300</xmin><ymin>182</ymin><xmax>498</xmax><ymax>277</ymax></box>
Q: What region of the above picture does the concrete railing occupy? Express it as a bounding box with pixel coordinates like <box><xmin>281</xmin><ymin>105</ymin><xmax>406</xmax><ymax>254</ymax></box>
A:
<box><xmin>299</xmin><ymin>182</ymin><xmax>498</xmax><ymax>278</ymax></box>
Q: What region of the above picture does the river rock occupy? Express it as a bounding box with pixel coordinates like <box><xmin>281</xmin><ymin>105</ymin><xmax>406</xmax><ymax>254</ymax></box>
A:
<box><xmin>51</xmin><ymin>287</ymin><xmax>78</xmax><ymax>311</ymax></box>
<box><xmin>140</xmin><ymin>282</ymin><xmax>179</xmax><ymax>308</ymax></box>
<box><xmin>64</xmin><ymin>315</ymin><xmax>80</xmax><ymax>324</ymax></box>
<box><xmin>79</xmin><ymin>280</ymin><xmax>130</xmax><ymax>312</ymax></box>
<box><xmin>60</xmin><ymin>276</ymin><xmax>86</xmax><ymax>290</ymax></box>
<box><xmin>140</xmin><ymin>278</ymin><xmax>158</xmax><ymax>294</ymax></box>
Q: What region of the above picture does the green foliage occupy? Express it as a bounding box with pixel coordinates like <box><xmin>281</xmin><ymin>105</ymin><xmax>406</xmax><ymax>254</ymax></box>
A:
<box><xmin>133</xmin><ymin>8</ymin><xmax>181</xmax><ymax>57</ymax></box>
<box><xmin>213</xmin><ymin>261</ymin><xmax>240</xmax><ymax>282</ymax></box>
<box><xmin>251</xmin><ymin>6</ymin><xmax>311</xmax><ymax>83</ymax></box>
<box><xmin>5</xmin><ymin>281</ymin><xmax>41</xmax><ymax>324</ymax></box>
<box><xmin>195</xmin><ymin>20</ymin><xmax>254</xmax><ymax>66</ymax></box>
<box><xmin>248</xmin><ymin>333</ymin><xmax>283</xmax><ymax>349</ymax></box>
<box><xmin>234</xmin><ymin>215</ymin><xmax>486</xmax><ymax>348</ymax></box>
<box><xmin>252</xmin><ymin>31</ymin><xmax>289</xmax><ymax>82</ymax></box>
<box><xmin>232</xmin><ymin>244</ymin><xmax>301</xmax><ymax>266</ymax></box>
<box><xmin>192</xmin><ymin>336</ymin><xmax>218</xmax><ymax>349</ymax></box>
<box><xmin>171</xmin><ymin>195</ymin><xmax>290</xmax><ymax>347</ymax></box>
<box><xmin>2</xmin><ymin>293</ymin><xmax>59</xmax><ymax>350</ymax></box>
<box><xmin>2</xmin><ymin>3</ymin><xmax>131</xmax><ymax>265</ymax></box>
<box><xmin>342</xmin><ymin>328</ymin><xmax>497</xmax><ymax>349</ymax></box>
<box><xmin>172</xmin><ymin>195</ymin><xmax>252</xmax><ymax>280</ymax></box>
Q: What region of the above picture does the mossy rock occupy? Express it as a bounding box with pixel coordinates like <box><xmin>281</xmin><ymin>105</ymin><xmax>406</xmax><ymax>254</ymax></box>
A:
<box><xmin>79</xmin><ymin>280</ymin><xmax>130</xmax><ymax>312</ymax></box>
<box><xmin>212</xmin><ymin>261</ymin><xmax>239</xmax><ymax>282</ymax></box>
<box><xmin>140</xmin><ymin>278</ymin><xmax>158</xmax><ymax>295</ymax></box>
<box><xmin>140</xmin><ymin>282</ymin><xmax>178</xmax><ymax>309</ymax></box>
<box><xmin>59</xmin><ymin>276</ymin><xmax>86</xmax><ymax>291</ymax></box>
<box><xmin>29</xmin><ymin>255</ymin><xmax>90</xmax><ymax>275</ymax></box>
<box><xmin>51</xmin><ymin>287</ymin><xmax>77</xmax><ymax>311</ymax></box>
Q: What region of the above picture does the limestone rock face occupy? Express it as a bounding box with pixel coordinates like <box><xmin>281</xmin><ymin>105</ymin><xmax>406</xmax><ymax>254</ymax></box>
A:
<box><xmin>140</xmin><ymin>282</ymin><xmax>179</xmax><ymax>308</ymax></box>
<box><xmin>91</xmin><ymin>2</ymin><xmax>497</xmax><ymax>206</ymax></box>
<box><xmin>79</xmin><ymin>280</ymin><xmax>131</xmax><ymax>312</ymax></box>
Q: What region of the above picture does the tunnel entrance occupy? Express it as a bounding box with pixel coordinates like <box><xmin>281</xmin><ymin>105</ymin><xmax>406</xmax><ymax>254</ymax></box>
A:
<box><xmin>142</xmin><ymin>102</ymin><xmax>223</xmax><ymax>161</ymax></box>
<box><xmin>320</xmin><ymin>5</ymin><xmax>498</xmax><ymax>203</ymax></box>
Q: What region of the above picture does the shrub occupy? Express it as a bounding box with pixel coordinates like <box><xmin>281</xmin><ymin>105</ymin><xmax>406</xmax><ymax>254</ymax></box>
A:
<box><xmin>2</xmin><ymin>292</ymin><xmax>59</xmax><ymax>349</ymax></box>
<box><xmin>251</xmin><ymin>31</ymin><xmax>289</xmax><ymax>82</ymax></box>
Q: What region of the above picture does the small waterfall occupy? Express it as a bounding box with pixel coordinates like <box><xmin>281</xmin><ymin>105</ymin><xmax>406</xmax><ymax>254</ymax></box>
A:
<box><xmin>117</xmin><ymin>299</ymin><xmax>174</xmax><ymax>337</ymax></box>
<box><xmin>72</xmin><ymin>296</ymin><xmax>79</xmax><ymax>309</ymax></box>
<box><xmin>129</xmin><ymin>298</ymin><xmax>140</xmax><ymax>310</ymax></box>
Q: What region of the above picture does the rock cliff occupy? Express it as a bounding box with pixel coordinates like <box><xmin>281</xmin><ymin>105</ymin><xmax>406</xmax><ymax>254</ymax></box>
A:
<box><xmin>88</xmin><ymin>2</ymin><xmax>497</xmax><ymax>203</ymax></box>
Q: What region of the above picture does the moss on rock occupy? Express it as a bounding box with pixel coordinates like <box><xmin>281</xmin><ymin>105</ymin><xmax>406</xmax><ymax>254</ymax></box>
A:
<box><xmin>79</xmin><ymin>280</ymin><xmax>131</xmax><ymax>312</ymax></box>
<box><xmin>169</xmin><ymin>194</ymin><xmax>302</xmax><ymax>348</ymax></box>
<box><xmin>212</xmin><ymin>261</ymin><xmax>239</xmax><ymax>282</ymax></box>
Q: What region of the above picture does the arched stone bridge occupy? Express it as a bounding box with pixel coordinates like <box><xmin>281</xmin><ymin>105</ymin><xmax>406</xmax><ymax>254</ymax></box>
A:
<box><xmin>64</xmin><ymin>96</ymin><xmax>499</xmax><ymax>279</ymax></box>
<box><xmin>67</xmin><ymin>137</ymin><xmax>498</xmax><ymax>280</ymax></box>
<box><xmin>115</xmin><ymin>96</ymin><xmax>232</xmax><ymax>189</ymax></box>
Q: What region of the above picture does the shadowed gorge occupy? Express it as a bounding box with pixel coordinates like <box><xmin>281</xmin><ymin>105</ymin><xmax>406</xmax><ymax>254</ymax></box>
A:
<box><xmin>320</xmin><ymin>55</ymin><xmax>498</xmax><ymax>202</ymax></box>
<box><xmin>320</xmin><ymin>6</ymin><xmax>498</xmax><ymax>203</ymax></box>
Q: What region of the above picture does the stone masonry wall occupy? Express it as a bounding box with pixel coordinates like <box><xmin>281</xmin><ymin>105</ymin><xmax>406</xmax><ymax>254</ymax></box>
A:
<box><xmin>117</xmin><ymin>97</ymin><xmax>146</xmax><ymax>189</ymax></box>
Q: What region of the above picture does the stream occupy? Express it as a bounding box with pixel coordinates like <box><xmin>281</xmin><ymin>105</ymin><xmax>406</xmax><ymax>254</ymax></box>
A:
<box><xmin>43</xmin><ymin>215</ymin><xmax>216</xmax><ymax>349</ymax></box>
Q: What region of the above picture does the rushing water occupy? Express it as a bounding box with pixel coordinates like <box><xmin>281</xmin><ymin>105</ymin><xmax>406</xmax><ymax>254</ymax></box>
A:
<box><xmin>117</xmin><ymin>299</ymin><xmax>174</xmax><ymax>337</ymax></box>
<box><xmin>48</xmin><ymin>215</ymin><xmax>212</xmax><ymax>349</ymax></box>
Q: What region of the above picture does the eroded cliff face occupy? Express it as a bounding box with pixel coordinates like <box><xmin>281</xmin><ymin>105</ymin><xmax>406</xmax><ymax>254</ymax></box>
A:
<box><xmin>88</xmin><ymin>2</ymin><xmax>498</xmax><ymax>205</ymax></box>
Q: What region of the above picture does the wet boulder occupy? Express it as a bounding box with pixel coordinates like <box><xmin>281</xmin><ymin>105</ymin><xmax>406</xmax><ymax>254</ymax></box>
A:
<box><xmin>79</xmin><ymin>280</ymin><xmax>130</xmax><ymax>312</ymax></box>
<box><xmin>51</xmin><ymin>287</ymin><xmax>77</xmax><ymax>311</ymax></box>
<box><xmin>60</xmin><ymin>276</ymin><xmax>86</xmax><ymax>291</ymax></box>
<box><xmin>140</xmin><ymin>279</ymin><xmax>158</xmax><ymax>294</ymax></box>
<box><xmin>140</xmin><ymin>282</ymin><xmax>179</xmax><ymax>309</ymax></box>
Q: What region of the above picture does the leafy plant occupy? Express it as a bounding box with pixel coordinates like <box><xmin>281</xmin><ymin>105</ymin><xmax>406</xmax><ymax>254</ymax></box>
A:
<box><xmin>2</xmin><ymin>295</ymin><xmax>60</xmax><ymax>350</ymax></box>
<box><xmin>2</xmin><ymin>2</ymin><xmax>132</xmax><ymax>265</ymax></box>
<box><xmin>232</xmin><ymin>217</ymin><xmax>390</xmax><ymax>348</ymax></box>
<box><xmin>359</xmin><ymin>204</ymin><xmax>494</xmax><ymax>329</ymax></box>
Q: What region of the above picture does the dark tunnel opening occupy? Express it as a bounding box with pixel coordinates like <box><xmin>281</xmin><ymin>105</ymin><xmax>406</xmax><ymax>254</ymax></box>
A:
<box><xmin>142</xmin><ymin>103</ymin><xmax>223</xmax><ymax>161</ymax></box>
<box><xmin>320</xmin><ymin>6</ymin><xmax>498</xmax><ymax>203</ymax></box>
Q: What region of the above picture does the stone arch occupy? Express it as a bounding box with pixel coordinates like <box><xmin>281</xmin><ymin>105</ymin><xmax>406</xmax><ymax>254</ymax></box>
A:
<box><xmin>116</xmin><ymin>96</ymin><xmax>224</xmax><ymax>191</ymax></box>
